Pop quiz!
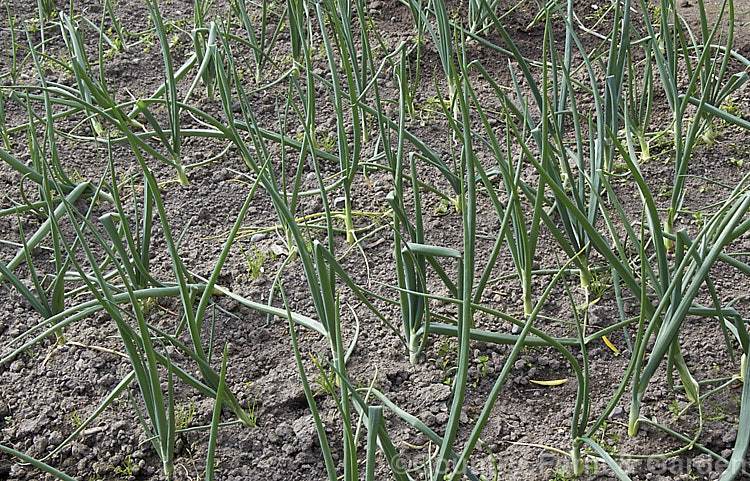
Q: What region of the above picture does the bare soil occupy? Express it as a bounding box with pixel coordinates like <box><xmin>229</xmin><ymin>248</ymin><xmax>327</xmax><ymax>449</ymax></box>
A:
<box><xmin>2</xmin><ymin>1</ymin><xmax>750</xmax><ymax>480</ymax></box>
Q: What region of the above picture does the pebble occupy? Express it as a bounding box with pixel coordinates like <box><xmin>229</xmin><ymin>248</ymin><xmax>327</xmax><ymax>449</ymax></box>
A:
<box><xmin>99</xmin><ymin>373</ymin><xmax>117</xmax><ymax>387</ymax></box>
<box><xmin>33</xmin><ymin>435</ymin><xmax>48</xmax><ymax>453</ymax></box>
<box><xmin>48</xmin><ymin>430</ymin><xmax>63</xmax><ymax>447</ymax></box>
<box><xmin>71</xmin><ymin>442</ymin><xmax>88</xmax><ymax>458</ymax></box>
<box><xmin>9</xmin><ymin>464</ymin><xmax>25</xmax><ymax>478</ymax></box>
<box><xmin>211</xmin><ymin>170</ymin><xmax>225</xmax><ymax>183</ymax></box>
<box><xmin>17</xmin><ymin>416</ymin><xmax>44</xmax><ymax>436</ymax></box>
<box><xmin>609</xmin><ymin>406</ymin><xmax>624</xmax><ymax>419</ymax></box>
<box><xmin>9</xmin><ymin>359</ymin><xmax>24</xmax><ymax>372</ymax></box>
<box><xmin>270</xmin><ymin>243</ymin><xmax>287</xmax><ymax>257</ymax></box>
<box><xmin>251</xmin><ymin>233</ymin><xmax>267</xmax><ymax>243</ymax></box>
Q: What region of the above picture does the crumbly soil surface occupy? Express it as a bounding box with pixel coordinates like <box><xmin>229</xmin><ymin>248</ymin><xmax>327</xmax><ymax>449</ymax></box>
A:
<box><xmin>2</xmin><ymin>1</ymin><xmax>750</xmax><ymax>480</ymax></box>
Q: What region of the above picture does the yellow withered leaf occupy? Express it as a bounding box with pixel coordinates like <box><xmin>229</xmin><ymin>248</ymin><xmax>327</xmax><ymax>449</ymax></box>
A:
<box><xmin>529</xmin><ymin>378</ymin><xmax>568</xmax><ymax>386</ymax></box>
<box><xmin>603</xmin><ymin>335</ymin><xmax>621</xmax><ymax>356</ymax></box>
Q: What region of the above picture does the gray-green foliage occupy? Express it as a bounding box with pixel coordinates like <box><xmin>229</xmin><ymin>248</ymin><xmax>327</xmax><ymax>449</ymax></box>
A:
<box><xmin>1</xmin><ymin>1</ymin><xmax>750</xmax><ymax>480</ymax></box>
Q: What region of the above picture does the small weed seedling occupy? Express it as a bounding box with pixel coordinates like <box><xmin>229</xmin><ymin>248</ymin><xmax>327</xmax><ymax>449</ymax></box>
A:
<box><xmin>112</xmin><ymin>456</ymin><xmax>135</xmax><ymax>477</ymax></box>
<box><xmin>175</xmin><ymin>400</ymin><xmax>195</xmax><ymax>430</ymax></box>
<box><xmin>243</xmin><ymin>383</ymin><xmax>261</xmax><ymax>427</ymax></box>
<box><xmin>240</xmin><ymin>243</ymin><xmax>266</xmax><ymax>279</ymax></box>
<box><xmin>69</xmin><ymin>409</ymin><xmax>84</xmax><ymax>428</ymax></box>
<box><xmin>431</xmin><ymin>338</ymin><xmax>458</xmax><ymax>385</ymax></box>
<box><xmin>669</xmin><ymin>400</ymin><xmax>680</xmax><ymax>418</ymax></box>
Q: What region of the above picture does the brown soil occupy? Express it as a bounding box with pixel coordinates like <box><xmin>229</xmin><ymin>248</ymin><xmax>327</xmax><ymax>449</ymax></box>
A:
<box><xmin>2</xmin><ymin>0</ymin><xmax>750</xmax><ymax>480</ymax></box>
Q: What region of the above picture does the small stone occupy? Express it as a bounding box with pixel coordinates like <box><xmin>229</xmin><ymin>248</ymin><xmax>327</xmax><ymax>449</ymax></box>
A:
<box><xmin>9</xmin><ymin>464</ymin><xmax>26</xmax><ymax>478</ymax></box>
<box><xmin>275</xmin><ymin>422</ymin><xmax>293</xmax><ymax>439</ymax></box>
<box><xmin>110</xmin><ymin>453</ymin><xmax>124</xmax><ymax>468</ymax></box>
<box><xmin>17</xmin><ymin>416</ymin><xmax>44</xmax><ymax>436</ymax></box>
<box><xmin>333</xmin><ymin>196</ymin><xmax>347</xmax><ymax>209</ymax></box>
<box><xmin>9</xmin><ymin>359</ymin><xmax>24</xmax><ymax>372</ymax></box>
<box><xmin>270</xmin><ymin>244</ymin><xmax>287</xmax><ymax>257</ymax></box>
<box><xmin>33</xmin><ymin>435</ymin><xmax>48</xmax><ymax>453</ymax></box>
<box><xmin>48</xmin><ymin>431</ymin><xmax>63</xmax><ymax>447</ymax></box>
<box><xmin>211</xmin><ymin>169</ymin><xmax>227</xmax><ymax>183</ymax></box>
<box><xmin>71</xmin><ymin>442</ymin><xmax>87</xmax><ymax>458</ymax></box>
<box><xmin>99</xmin><ymin>374</ymin><xmax>116</xmax><ymax>387</ymax></box>
<box><xmin>511</xmin><ymin>324</ymin><xmax>522</xmax><ymax>335</ymax></box>
<box><xmin>251</xmin><ymin>233</ymin><xmax>267</xmax><ymax>243</ymax></box>
<box><xmin>609</xmin><ymin>406</ymin><xmax>624</xmax><ymax>419</ymax></box>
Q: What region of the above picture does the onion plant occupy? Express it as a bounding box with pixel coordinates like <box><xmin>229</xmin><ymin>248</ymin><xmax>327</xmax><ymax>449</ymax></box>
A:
<box><xmin>144</xmin><ymin>0</ymin><xmax>187</xmax><ymax>184</ymax></box>
<box><xmin>402</xmin><ymin>0</ymin><xmax>427</xmax><ymax>118</ymax></box>
<box><xmin>208</xmin><ymin>30</ymin><xmax>407</xmax><ymax>480</ymax></box>
<box><xmin>625</xmin><ymin>36</ymin><xmax>655</xmax><ymax>162</ymax></box>
<box><xmin>231</xmin><ymin>0</ymin><xmax>286</xmax><ymax>83</ymax></box>
<box><xmin>79</xmin><ymin>0</ymin><xmax>130</xmax><ymax>53</ymax></box>
<box><xmin>638</xmin><ymin>0</ymin><xmax>746</xmax><ymax>248</ymax></box>
<box><xmin>423</xmin><ymin>67</ymin><xmax>478</xmax><ymax>479</ymax></box>
<box><xmin>384</xmin><ymin>49</ymin><xmax>433</xmax><ymax>364</ymax></box>
<box><xmin>1</xmin><ymin>3</ymin><xmax>21</xmax><ymax>85</ymax></box>
<box><xmin>59</xmin><ymin>12</ymin><xmax>105</xmax><ymax>137</ymax></box>
<box><xmin>312</xmin><ymin>0</ymin><xmax>364</xmax><ymax>243</ymax></box>
<box><xmin>466</xmin><ymin>0</ymin><xmax>501</xmax><ymax>34</ymax></box>
<box><xmin>386</xmin><ymin>175</ymin><xmax>433</xmax><ymax>365</ymax></box>
<box><xmin>408</xmin><ymin>0</ymin><xmax>458</xmax><ymax>118</ymax></box>
<box><xmin>286</xmin><ymin>0</ymin><xmax>309</xmax><ymax>63</ymax></box>
<box><xmin>471</xmin><ymin>66</ymin><xmax>545</xmax><ymax>319</ymax></box>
